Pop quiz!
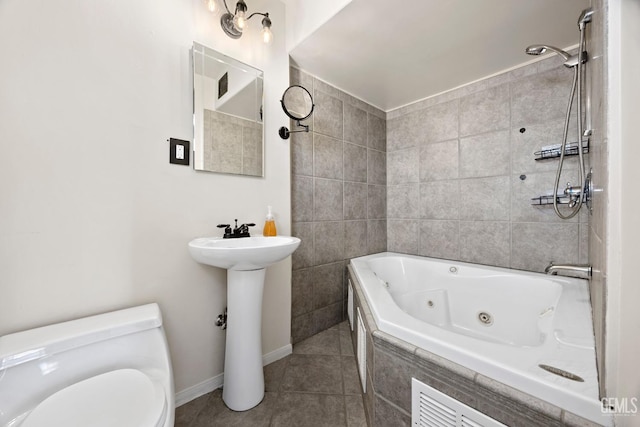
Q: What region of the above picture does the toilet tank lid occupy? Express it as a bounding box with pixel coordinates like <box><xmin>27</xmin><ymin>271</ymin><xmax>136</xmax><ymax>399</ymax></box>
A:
<box><xmin>0</xmin><ymin>303</ymin><xmax>163</xmax><ymax>371</ymax></box>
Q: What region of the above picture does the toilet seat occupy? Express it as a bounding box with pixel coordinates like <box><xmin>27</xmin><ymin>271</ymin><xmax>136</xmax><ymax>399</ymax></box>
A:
<box><xmin>22</xmin><ymin>369</ymin><xmax>167</xmax><ymax>427</ymax></box>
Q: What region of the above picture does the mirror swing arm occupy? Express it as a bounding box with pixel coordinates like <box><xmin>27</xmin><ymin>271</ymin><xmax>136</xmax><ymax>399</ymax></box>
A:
<box><xmin>278</xmin><ymin>120</ymin><xmax>309</xmax><ymax>139</ymax></box>
<box><xmin>278</xmin><ymin>85</ymin><xmax>314</xmax><ymax>140</ymax></box>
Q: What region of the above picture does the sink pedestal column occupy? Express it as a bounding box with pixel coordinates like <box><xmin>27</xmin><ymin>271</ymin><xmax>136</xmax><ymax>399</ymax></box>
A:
<box><xmin>222</xmin><ymin>268</ymin><xmax>266</xmax><ymax>411</ymax></box>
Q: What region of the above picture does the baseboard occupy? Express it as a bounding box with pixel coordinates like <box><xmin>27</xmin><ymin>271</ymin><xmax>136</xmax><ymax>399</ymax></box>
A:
<box><xmin>174</xmin><ymin>343</ymin><xmax>293</xmax><ymax>407</ymax></box>
<box><xmin>262</xmin><ymin>343</ymin><xmax>292</xmax><ymax>366</ymax></box>
<box><xmin>175</xmin><ymin>372</ymin><xmax>224</xmax><ymax>407</ymax></box>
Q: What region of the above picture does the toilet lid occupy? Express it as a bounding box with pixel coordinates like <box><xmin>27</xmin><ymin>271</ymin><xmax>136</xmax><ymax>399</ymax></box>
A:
<box><xmin>22</xmin><ymin>369</ymin><xmax>167</xmax><ymax>427</ymax></box>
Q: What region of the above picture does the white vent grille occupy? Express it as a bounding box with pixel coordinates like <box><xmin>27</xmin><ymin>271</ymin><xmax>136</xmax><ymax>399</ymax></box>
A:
<box><xmin>412</xmin><ymin>378</ymin><xmax>505</xmax><ymax>427</ymax></box>
<box><xmin>461</xmin><ymin>416</ymin><xmax>484</xmax><ymax>427</ymax></box>
<box><xmin>356</xmin><ymin>307</ymin><xmax>366</xmax><ymax>392</ymax></box>
<box><xmin>418</xmin><ymin>392</ymin><xmax>456</xmax><ymax>426</ymax></box>
<box><xmin>347</xmin><ymin>279</ymin><xmax>354</xmax><ymax>331</ymax></box>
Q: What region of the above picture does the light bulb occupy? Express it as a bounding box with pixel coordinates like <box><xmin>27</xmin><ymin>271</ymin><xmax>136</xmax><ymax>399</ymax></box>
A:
<box><xmin>261</xmin><ymin>26</ymin><xmax>273</xmax><ymax>44</ymax></box>
<box><xmin>206</xmin><ymin>0</ymin><xmax>217</xmax><ymax>13</ymax></box>
<box><xmin>261</xmin><ymin>15</ymin><xmax>273</xmax><ymax>45</ymax></box>
<box><xmin>233</xmin><ymin>11</ymin><xmax>246</xmax><ymax>30</ymax></box>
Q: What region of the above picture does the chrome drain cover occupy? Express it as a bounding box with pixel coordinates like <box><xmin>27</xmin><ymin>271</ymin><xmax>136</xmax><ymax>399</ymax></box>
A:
<box><xmin>477</xmin><ymin>312</ymin><xmax>493</xmax><ymax>326</ymax></box>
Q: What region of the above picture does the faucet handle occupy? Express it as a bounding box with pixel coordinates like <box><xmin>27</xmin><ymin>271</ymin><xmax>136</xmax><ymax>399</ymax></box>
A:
<box><xmin>217</xmin><ymin>224</ymin><xmax>232</xmax><ymax>238</ymax></box>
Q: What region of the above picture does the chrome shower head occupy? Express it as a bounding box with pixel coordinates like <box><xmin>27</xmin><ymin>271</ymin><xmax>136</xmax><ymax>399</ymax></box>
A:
<box><xmin>578</xmin><ymin>8</ymin><xmax>594</xmax><ymax>30</ymax></box>
<box><xmin>525</xmin><ymin>45</ymin><xmax>572</xmax><ymax>61</ymax></box>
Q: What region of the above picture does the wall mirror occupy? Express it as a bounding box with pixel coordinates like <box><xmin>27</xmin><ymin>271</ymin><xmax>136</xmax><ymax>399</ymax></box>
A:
<box><xmin>192</xmin><ymin>42</ymin><xmax>264</xmax><ymax>177</ymax></box>
<box><xmin>278</xmin><ymin>85</ymin><xmax>314</xmax><ymax>140</ymax></box>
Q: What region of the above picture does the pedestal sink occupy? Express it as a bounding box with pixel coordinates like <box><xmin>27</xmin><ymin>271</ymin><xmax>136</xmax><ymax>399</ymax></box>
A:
<box><xmin>188</xmin><ymin>236</ymin><xmax>300</xmax><ymax>411</ymax></box>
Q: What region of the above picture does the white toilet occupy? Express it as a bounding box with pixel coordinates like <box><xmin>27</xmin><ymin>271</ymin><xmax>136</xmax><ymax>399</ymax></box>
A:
<box><xmin>0</xmin><ymin>303</ymin><xmax>175</xmax><ymax>427</ymax></box>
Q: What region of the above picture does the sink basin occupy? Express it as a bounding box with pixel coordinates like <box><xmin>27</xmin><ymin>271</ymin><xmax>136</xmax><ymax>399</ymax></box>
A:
<box><xmin>188</xmin><ymin>236</ymin><xmax>301</xmax><ymax>271</ymax></box>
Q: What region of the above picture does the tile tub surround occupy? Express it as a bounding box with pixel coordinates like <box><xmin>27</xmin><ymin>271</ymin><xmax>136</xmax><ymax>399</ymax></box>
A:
<box><xmin>347</xmin><ymin>265</ymin><xmax>608</xmax><ymax>427</ymax></box>
<box><xmin>174</xmin><ymin>323</ymin><xmax>367</xmax><ymax>427</ymax></box>
<box><xmin>385</xmin><ymin>53</ymin><xmax>589</xmax><ymax>273</ymax></box>
<box><xmin>290</xmin><ymin>67</ymin><xmax>387</xmax><ymax>343</ymax></box>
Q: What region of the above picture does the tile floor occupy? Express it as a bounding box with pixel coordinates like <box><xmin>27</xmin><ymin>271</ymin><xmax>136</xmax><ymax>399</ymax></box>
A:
<box><xmin>175</xmin><ymin>321</ymin><xmax>367</xmax><ymax>427</ymax></box>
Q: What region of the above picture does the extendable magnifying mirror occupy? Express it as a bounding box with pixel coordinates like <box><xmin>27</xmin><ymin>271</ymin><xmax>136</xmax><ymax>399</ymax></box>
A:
<box><xmin>278</xmin><ymin>85</ymin><xmax>314</xmax><ymax>139</ymax></box>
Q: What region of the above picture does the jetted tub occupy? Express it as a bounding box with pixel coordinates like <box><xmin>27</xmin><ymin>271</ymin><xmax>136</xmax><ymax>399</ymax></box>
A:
<box><xmin>349</xmin><ymin>252</ymin><xmax>609</xmax><ymax>425</ymax></box>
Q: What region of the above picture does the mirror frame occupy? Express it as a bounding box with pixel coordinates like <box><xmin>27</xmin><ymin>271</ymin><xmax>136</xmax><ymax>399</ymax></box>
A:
<box><xmin>280</xmin><ymin>84</ymin><xmax>315</xmax><ymax>121</ymax></box>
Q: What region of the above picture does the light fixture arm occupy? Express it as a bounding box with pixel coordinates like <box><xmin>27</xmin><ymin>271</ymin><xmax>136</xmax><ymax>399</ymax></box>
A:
<box><xmin>220</xmin><ymin>0</ymin><xmax>272</xmax><ymax>42</ymax></box>
<box><xmin>222</xmin><ymin>0</ymin><xmax>233</xmax><ymax>14</ymax></box>
<box><xmin>247</xmin><ymin>11</ymin><xmax>269</xmax><ymax>20</ymax></box>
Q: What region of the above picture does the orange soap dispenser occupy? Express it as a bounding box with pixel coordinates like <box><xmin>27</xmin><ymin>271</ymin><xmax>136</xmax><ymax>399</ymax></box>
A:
<box><xmin>263</xmin><ymin>205</ymin><xmax>277</xmax><ymax>236</ymax></box>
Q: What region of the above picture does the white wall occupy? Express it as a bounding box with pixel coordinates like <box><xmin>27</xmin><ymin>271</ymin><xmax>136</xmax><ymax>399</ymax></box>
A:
<box><xmin>606</xmin><ymin>0</ymin><xmax>640</xmax><ymax>423</ymax></box>
<box><xmin>0</xmin><ymin>0</ymin><xmax>291</xmax><ymax>399</ymax></box>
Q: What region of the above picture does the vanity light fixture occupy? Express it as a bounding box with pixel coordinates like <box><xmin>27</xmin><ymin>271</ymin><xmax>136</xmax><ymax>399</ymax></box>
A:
<box><xmin>217</xmin><ymin>0</ymin><xmax>273</xmax><ymax>45</ymax></box>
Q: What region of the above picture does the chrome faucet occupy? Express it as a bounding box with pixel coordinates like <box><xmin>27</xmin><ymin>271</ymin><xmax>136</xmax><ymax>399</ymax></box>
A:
<box><xmin>545</xmin><ymin>262</ymin><xmax>592</xmax><ymax>278</ymax></box>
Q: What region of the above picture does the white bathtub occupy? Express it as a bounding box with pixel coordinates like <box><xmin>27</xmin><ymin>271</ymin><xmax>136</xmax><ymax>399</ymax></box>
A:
<box><xmin>349</xmin><ymin>252</ymin><xmax>610</xmax><ymax>426</ymax></box>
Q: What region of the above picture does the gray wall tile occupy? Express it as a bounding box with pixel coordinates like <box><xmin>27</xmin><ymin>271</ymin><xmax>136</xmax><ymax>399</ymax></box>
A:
<box><xmin>344</xmin><ymin>142</ymin><xmax>368</xmax><ymax>183</ymax></box>
<box><xmin>292</xmin><ymin>312</ymin><xmax>315</xmax><ymax>343</ymax></box>
<box><xmin>368</xmin><ymin>114</ymin><xmax>386</xmax><ymax>152</ymax></box>
<box><xmin>387</xmin><ymin>220</ymin><xmax>419</xmax><ymax>254</ymax></box>
<box><xmin>459</xmin><ymin>221</ymin><xmax>510</xmax><ymax>267</ymax></box>
<box><xmin>314</xmin><ymin>134</ymin><xmax>343</xmax><ymax>179</ymax></box>
<box><xmin>344</xmin><ymin>103</ymin><xmax>367</xmax><ymax>146</ymax></box>
<box><xmin>344</xmin><ymin>182</ymin><xmax>368</xmax><ymax>220</ymax></box>
<box><xmin>291</xmin><ymin>72</ymin><xmax>385</xmax><ymax>339</ymax></box>
<box><xmin>313</xmin><ymin>90</ymin><xmax>343</xmax><ymax>139</ymax></box>
<box><xmin>291</xmin><ymin>131</ymin><xmax>313</xmax><ymax>176</ymax></box>
<box><xmin>368</xmin><ymin>220</ymin><xmax>387</xmax><ymax>253</ymax></box>
<box><xmin>420</xmin><ymin>99</ymin><xmax>459</xmax><ymax>144</ymax></box>
<box><xmin>459</xmin><ymin>83</ymin><xmax>510</xmax><ymax>136</ymax></box>
<box><xmin>292</xmin><ymin>222</ymin><xmax>314</xmax><ymax>270</ymax></box>
<box><xmin>420</xmin><ymin>180</ymin><xmax>460</xmax><ymax>220</ymax></box>
<box><xmin>292</xmin><ymin>268</ymin><xmax>313</xmax><ymax>317</ymax></box>
<box><xmin>386</xmin><ymin>111</ymin><xmax>423</xmax><ymax>151</ymax></box>
<box><xmin>419</xmin><ymin>139</ymin><xmax>459</xmax><ymax>182</ymax></box>
<box><xmin>314</xmin><ymin>178</ymin><xmax>343</xmax><ymax>221</ymax></box>
<box><xmin>290</xmin><ymin>66</ymin><xmax>313</xmax><ymax>90</ymax></box>
<box><xmin>314</xmin><ymin>221</ymin><xmax>345</xmax><ymax>265</ymax></box>
<box><xmin>367</xmin><ymin>149</ymin><xmax>387</xmax><ymax>185</ymax></box>
<box><xmin>511</xmin><ymin>67</ymin><xmax>574</xmax><ymax>126</ymax></box>
<box><xmin>387</xmin><ymin>184</ymin><xmax>419</xmax><ymax>219</ymax></box>
<box><xmin>510</xmin><ymin>120</ymin><xmax>580</xmax><ymax>175</ymax></box>
<box><xmin>313</xmin><ymin>262</ymin><xmax>344</xmax><ymax>309</ymax></box>
<box><xmin>345</xmin><ymin>221</ymin><xmax>368</xmax><ymax>259</ymax></box>
<box><xmin>511</xmin><ymin>222</ymin><xmax>579</xmax><ymax>272</ymax></box>
<box><xmin>459</xmin><ymin>130</ymin><xmax>510</xmax><ymax>178</ymax></box>
<box><xmin>387</xmin><ymin>148</ymin><xmax>419</xmax><ymax>184</ymax></box>
<box><xmin>373</xmin><ymin>347</ymin><xmax>414</xmax><ymax>413</ymax></box>
<box><xmin>292</xmin><ymin>176</ymin><xmax>313</xmax><ymax>222</ymax></box>
<box><xmin>375</xmin><ymin>397</ymin><xmax>411</xmax><ymax>427</ymax></box>
<box><xmin>313</xmin><ymin>302</ymin><xmax>344</xmax><ymax>332</ymax></box>
<box><xmin>419</xmin><ymin>220</ymin><xmax>460</xmax><ymax>260</ymax></box>
<box><xmin>367</xmin><ymin>185</ymin><xmax>386</xmax><ymax>220</ymax></box>
<box><xmin>459</xmin><ymin>176</ymin><xmax>511</xmax><ymax>221</ymax></box>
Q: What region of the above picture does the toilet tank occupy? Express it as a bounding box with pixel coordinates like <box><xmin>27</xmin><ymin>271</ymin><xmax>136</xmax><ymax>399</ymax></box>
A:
<box><xmin>0</xmin><ymin>303</ymin><xmax>174</xmax><ymax>426</ymax></box>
